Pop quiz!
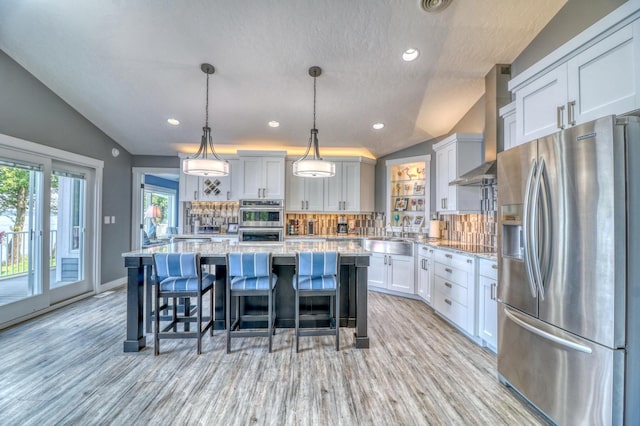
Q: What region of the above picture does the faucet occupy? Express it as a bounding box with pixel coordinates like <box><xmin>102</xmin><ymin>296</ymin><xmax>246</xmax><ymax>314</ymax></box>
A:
<box><xmin>385</xmin><ymin>222</ymin><xmax>395</xmax><ymax>238</ymax></box>
<box><xmin>401</xmin><ymin>215</ymin><xmax>412</xmax><ymax>238</ymax></box>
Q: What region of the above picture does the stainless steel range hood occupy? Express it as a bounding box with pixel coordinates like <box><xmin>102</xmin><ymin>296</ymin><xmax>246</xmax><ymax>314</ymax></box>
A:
<box><xmin>450</xmin><ymin>64</ymin><xmax>510</xmax><ymax>187</ymax></box>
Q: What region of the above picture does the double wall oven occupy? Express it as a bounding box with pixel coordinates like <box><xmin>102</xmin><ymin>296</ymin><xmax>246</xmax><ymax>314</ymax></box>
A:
<box><xmin>238</xmin><ymin>199</ymin><xmax>284</xmax><ymax>242</ymax></box>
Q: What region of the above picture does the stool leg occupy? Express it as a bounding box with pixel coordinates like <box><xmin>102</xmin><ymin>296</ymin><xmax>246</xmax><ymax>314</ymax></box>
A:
<box><xmin>226</xmin><ymin>285</ymin><xmax>231</xmax><ymax>354</ymax></box>
<box><xmin>210</xmin><ymin>282</ymin><xmax>215</xmax><ymax>337</ymax></box>
<box><xmin>295</xmin><ymin>287</ymin><xmax>300</xmax><ymax>353</ymax></box>
<box><xmin>154</xmin><ymin>287</ymin><xmax>160</xmax><ymax>356</ymax></box>
<box><xmin>335</xmin><ymin>285</ymin><xmax>340</xmax><ymax>351</ymax></box>
<box><xmin>197</xmin><ymin>289</ymin><xmax>203</xmax><ymax>355</ymax></box>
<box><xmin>268</xmin><ymin>285</ymin><xmax>273</xmax><ymax>353</ymax></box>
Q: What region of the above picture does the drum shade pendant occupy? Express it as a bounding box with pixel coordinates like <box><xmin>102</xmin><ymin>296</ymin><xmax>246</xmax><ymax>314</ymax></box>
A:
<box><xmin>183</xmin><ymin>63</ymin><xmax>229</xmax><ymax>176</ymax></box>
<box><xmin>293</xmin><ymin>66</ymin><xmax>335</xmax><ymax>178</ymax></box>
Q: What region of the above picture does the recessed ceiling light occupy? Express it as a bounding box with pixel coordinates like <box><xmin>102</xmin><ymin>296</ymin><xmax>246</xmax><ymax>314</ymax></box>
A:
<box><xmin>167</xmin><ymin>118</ymin><xmax>180</xmax><ymax>125</ymax></box>
<box><xmin>268</xmin><ymin>120</ymin><xmax>280</xmax><ymax>128</ymax></box>
<box><xmin>402</xmin><ymin>48</ymin><xmax>419</xmax><ymax>62</ymax></box>
<box><xmin>372</xmin><ymin>122</ymin><xmax>385</xmax><ymax>130</ymax></box>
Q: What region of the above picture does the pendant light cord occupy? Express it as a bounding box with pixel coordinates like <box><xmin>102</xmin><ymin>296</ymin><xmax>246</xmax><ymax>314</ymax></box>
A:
<box><xmin>205</xmin><ymin>72</ymin><xmax>210</xmax><ymax>130</ymax></box>
<box><xmin>313</xmin><ymin>74</ymin><xmax>317</xmax><ymax>130</ymax></box>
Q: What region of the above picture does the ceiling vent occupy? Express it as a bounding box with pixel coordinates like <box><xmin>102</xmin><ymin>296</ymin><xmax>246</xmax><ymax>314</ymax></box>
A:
<box><xmin>419</xmin><ymin>0</ymin><xmax>452</xmax><ymax>13</ymax></box>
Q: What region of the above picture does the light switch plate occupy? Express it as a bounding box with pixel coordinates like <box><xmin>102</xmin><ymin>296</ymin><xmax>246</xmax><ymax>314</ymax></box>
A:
<box><xmin>104</xmin><ymin>216</ymin><xmax>110</xmax><ymax>224</ymax></box>
<box><xmin>111</xmin><ymin>216</ymin><xmax>115</xmax><ymax>224</ymax></box>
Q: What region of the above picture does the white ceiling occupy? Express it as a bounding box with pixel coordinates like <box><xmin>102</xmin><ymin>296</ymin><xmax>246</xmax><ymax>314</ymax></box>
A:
<box><xmin>0</xmin><ymin>0</ymin><xmax>566</xmax><ymax>159</ymax></box>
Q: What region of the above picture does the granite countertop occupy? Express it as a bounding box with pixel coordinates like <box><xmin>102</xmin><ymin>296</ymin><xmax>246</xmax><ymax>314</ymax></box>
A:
<box><xmin>123</xmin><ymin>239</ymin><xmax>370</xmax><ymax>258</ymax></box>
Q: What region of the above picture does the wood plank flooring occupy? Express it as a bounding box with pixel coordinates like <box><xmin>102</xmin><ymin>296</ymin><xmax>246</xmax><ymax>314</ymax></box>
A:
<box><xmin>0</xmin><ymin>288</ymin><xmax>550</xmax><ymax>425</ymax></box>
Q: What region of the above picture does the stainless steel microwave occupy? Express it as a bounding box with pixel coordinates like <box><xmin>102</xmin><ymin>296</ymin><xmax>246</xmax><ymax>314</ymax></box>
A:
<box><xmin>238</xmin><ymin>227</ymin><xmax>283</xmax><ymax>242</ymax></box>
<box><xmin>238</xmin><ymin>199</ymin><xmax>284</xmax><ymax>227</ymax></box>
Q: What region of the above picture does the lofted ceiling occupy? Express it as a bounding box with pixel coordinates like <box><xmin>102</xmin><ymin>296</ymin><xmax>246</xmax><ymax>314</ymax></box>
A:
<box><xmin>0</xmin><ymin>0</ymin><xmax>566</xmax><ymax>159</ymax></box>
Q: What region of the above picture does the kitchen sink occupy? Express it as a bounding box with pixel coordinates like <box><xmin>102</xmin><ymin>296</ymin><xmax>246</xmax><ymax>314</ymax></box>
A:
<box><xmin>363</xmin><ymin>237</ymin><xmax>414</xmax><ymax>256</ymax></box>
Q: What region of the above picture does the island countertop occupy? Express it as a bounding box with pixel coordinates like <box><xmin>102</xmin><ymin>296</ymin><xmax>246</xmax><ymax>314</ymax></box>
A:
<box><xmin>123</xmin><ymin>239</ymin><xmax>371</xmax><ymax>258</ymax></box>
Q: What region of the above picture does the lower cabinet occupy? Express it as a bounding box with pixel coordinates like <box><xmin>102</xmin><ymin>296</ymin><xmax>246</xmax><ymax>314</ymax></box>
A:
<box><xmin>416</xmin><ymin>244</ymin><xmax>434</xmax><ymax>304</ymax></box>
<box><xmin>477</xmin><ymin>258</ymin><xmax>498</xmax><ymax>352</ymax></box>
<box><xmin>367</xmin><ymin>252</ymin><xmax>415</xmax><ymax>295</ymax></box>
<box><xmin>432</xmin><ymin>249</ymin><xmax>476</xmax><ymax>337</ymax></box>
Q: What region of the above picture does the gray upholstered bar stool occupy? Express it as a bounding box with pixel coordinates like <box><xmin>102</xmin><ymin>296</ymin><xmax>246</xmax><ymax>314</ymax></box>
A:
<box><xmin>152</xmin><ymin>253</ymin><xmax>215</xmax><ymax>355</ymax></box>
<box><xmin>226</xmin><ymin>252</ymin><xmax>278</xmax><ymax>353</ymax></box>
<box><xmin>293</xmin><ymin>251</ymin><xmax>340</xmax><ymax>352</ymax></box>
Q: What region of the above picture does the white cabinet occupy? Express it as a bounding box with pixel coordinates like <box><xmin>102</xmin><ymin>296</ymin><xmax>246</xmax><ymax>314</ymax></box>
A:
<box><xmin>416</xmin><ymin>244</ymin><xmax>434</xmax><ymax>304</ymax></box>
<box><xmin>511</xmin><ymin>18</ymin><xmax>640</xmax><ymax>145</ymax></box>
<box><xmin>433</xmin><ymin>133</ymin><xmax>482</xmax><ymax>213</ymax></box>
<box><xmin>477</xmin><ymin>258</ymin><xmax>498</xmax><ymax>352</ymax></box>
<box><xmin>285</xmin><ymin>160</ymin><xmax>325</xmax><ymax>211</ymax></box>
<box><xmin>432</xmin><ymin>249</ymin><xmax>476</xmax><ymax>336</ymax></box>
<box><xmin>238</xmin><ymin>152</ymin><xmax>285</xmax><ymax>199</ymax></box>
<box><xmin>500</xmin><ymin>102</ymin><xmax>517</xmax><ymax>151</ymax></box>
<box><xmin>179</xmin><ymin>171</ymin><xmax>200</xmax><ymax>202</ymax></box>
<box><xmin>367</xmin><ymin>252</ymin><xmax>415</xmax><ymax>295</ymax></box>
<box><xmin>179</xmin><ymin>159</ymin><xmax>240</xmax><ymax>202</ymax></box>
<box><xmin>324</xmin><ymin>160</ymin><xmax>375</xmax><ymax>212</ymax></box>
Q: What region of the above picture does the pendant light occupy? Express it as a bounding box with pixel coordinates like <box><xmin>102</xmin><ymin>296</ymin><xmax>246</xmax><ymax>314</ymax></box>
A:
<box><xmin>183</xmin><ymin>63</ymin><xmax>229</xmax><ymax>176</ymax></box>
<box><xmin>292</xmin><ymin>66</ymin><xmax>336</xmax><ymax>178</ymax></box>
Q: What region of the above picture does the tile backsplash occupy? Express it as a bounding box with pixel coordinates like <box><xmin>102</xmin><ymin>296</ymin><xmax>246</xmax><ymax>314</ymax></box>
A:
<box><xmin>440</xmin><ymin>212</ymin><xmax>497</xmax><ymax>247</ymax></box>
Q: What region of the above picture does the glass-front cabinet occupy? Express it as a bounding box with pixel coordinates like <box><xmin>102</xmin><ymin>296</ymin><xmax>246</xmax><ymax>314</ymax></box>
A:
<box><xmin>385</xmin><ymin>155</ymin><xmax>431</xmax><ymax>235</ymax></box>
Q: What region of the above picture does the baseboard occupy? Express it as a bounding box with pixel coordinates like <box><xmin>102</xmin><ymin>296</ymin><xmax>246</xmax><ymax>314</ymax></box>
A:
<box><xmin>100</xmin><ymin>276</ymin><xmax>126</xmax><ymax>292</ymax></box>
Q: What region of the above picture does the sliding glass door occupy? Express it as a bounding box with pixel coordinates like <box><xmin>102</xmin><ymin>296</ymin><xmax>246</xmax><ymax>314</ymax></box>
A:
<box><xmin>0</xmin><ymin>143</ymin><xmax>98</xmax><ymax>325</ymax></box>
<box><xmin>49</xmin><ymin>163</ymin><xmax>93</xmax><ymax>303</ymax></box>
<box><xmin>0</xmin><ymin>157</ymin><xmax>44</xmax><ymax>309</ymax></box>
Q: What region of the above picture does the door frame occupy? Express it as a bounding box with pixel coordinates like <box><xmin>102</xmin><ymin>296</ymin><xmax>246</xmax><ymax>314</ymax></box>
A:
<box><xmin>131</xmin><ymin>167</ymin><xmax>180</xmax><ymax>250</ymax></box>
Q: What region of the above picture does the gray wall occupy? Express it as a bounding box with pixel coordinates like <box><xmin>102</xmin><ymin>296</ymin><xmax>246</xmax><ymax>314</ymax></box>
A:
<box><xmin>374</xmin><ymin>95</ymin><xmax>485</xmax><ymax>214</ymax></box>
<box><xmin>132</xmin><ymin>155</ymin><xmax>180</xmax><ymax>168</ymax></box>
<box><xmin>511</xmin><ymin>0</ymin><xmax>627</xmax><ymax>76</ymax></box>
<box><xmin>0</xmin><ymin>50</ymin><xmax>132</xmax><ymax>284</ymax></box>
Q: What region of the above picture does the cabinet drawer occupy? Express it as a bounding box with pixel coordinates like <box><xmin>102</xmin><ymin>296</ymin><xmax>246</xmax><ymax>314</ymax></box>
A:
<box><xmin>479</xmin><ymin>258</ymin><xmax>498</xmax><ymax>279</ymax></box>
<box><xmin>434</xmin><ymin>276</ymin><xmax>467</xmax><ymax>306</ymax></box>
<box><xmin>434</xmin><ymin>250</ymin><xmax>474</xmax><ymax>271</ymax></box>
<box><xmin>433</xmin><ymin>288</ymin><xmax>468</xmax><ymax>329</ymax></box>
<box><xmin>434</xmin><ymin>262</ymin><xmax>469</xmax><ymax>288</ymax></box>
<box><xmin>418</xmin><ymin>244</ymin><xmax>435</xmax><ymax>256</ymax></box>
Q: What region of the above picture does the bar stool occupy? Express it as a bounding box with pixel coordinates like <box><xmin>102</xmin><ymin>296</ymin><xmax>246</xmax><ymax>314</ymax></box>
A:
<box><xmin>293</xmin><ymin>251</ymin><xmax>340</xmax><ymax>352</ymax></box>
<box><xmin>226</xmin><ymin>252</ymin><xmax>277</xmax><ymax>353</ymax></box>
<box><xmin>152</xmin><ymin>253</ymin><xmax>214</xmax><ymax>355</ymax></box>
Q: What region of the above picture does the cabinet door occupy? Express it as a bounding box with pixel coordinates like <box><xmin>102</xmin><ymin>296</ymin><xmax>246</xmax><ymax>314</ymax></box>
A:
<box><xmin>479</xmin><ymin>274</ymin><xmax>498</xmax><ymax>350</ymax></box>
<box><xmin>367</xmin><ymin>253</ymin><xmax>387</xmax><ymax>289</ymax></box>
<box><xmin>445</xmin><ymin>145</ymin><xmax>457</xmax><ymax>211</ymax></box>
<box><xmin>417</xmin><ymin>256</ymin><xmax>429</xmax><ymax>301</ymax></box>
<box><xmin>515</xmin><ymin>64</ymin><xmax>567</xmax><ymax>145</ymax></box>
<box><xmin>305</xmin><ymin>178</ymin><xmax>325</xmax><ymax>211</ymax></box>
<box><xmin>285</xmin><ymin>160</ymin><xmax>306</xmax><ymax>210</ymax></box>
<box><xmin>388</xmin><ymin>254</ymin><xmax>414</xmax><ymax>294</ymax></box>
<box><xmin>239</xmin><ymin>157</ymin><xmax>262</xmax><ymax>198</ymax></box>
<box><xmin>324</xmin><ymin>163</ymin><xmax>343</xmax><ymax>211</ymax></box>
<box><xmin>503</xmin><ymin>110</ymin><xmax>517</xmax><ymax>151</ymax></box>
<box><xmin>341</xmin><ymin>162</ymin><xmax>361</xmax><ymax>211</ymax></box>
<box><xmin>179</xmin><ymin>172</ymin><xmax>199</xmax><ymax>202</ymax></box>
<box><xmin>435</xmin><ymin>149</ymin><xmax>449</xmax><ymax>212</ymax></box>
<box><xmin>227</xmin><ymin>160</ymin><xmax>241</xmax><ymax>201</ymax></box>
<box><xmin>263</xmin><ymin>157</ymin><xmax>285</xmax><ymax>199</ymax></box>
<box><xmin>568</xmin><ymin>22</ymin><xmax>639</xmax><ymax>125</ymax></box>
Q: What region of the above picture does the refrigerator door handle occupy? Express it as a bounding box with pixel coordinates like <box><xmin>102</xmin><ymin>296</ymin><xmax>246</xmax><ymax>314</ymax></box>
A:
<box><xmin>531</xmin><ymin>157</ymin><xmax>546</xmax><ymax>300</ymax></box>
<box><xmin>522</xmin><ymin>159</ymin><xmax>539</xmax><ymax>298</ymax></box>
<box><xmin>503</xmin><ymin>307</ymin><xmax>592</xmax><ymax>354</ymax></box>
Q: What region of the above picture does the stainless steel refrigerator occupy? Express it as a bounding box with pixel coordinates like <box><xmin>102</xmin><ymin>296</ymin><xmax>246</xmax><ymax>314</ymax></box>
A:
<box><xmin>496</xmin><ymin>115</ymin><xmax>640</xmax><ymax>425</ymax></box>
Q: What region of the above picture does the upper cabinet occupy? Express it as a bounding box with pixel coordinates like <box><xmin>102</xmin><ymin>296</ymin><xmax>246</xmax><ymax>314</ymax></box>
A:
<box><xmin>179</xmin><ymin>159</ymin><xmax>240</xmax><ymax>202</ymax></box>
<box><xmin>285</xmin><ymin>160</ymin><xmax>325</xmax><ymax>211</ymax></box>
<box><xmin>237</xmin><ymin>151</ymin><xmax>286</xmax><ymax>199</ymax></box>
<box><xmin>433</xmin><ymin>134</ymin><xmax>482</xmax><ymax>213</ymax></box>
<box><xmin>500</xmin><ymin>102</ymin><xmax>517</xmax><ymax>152</ymax></box>
<box><xmin>323</xmin><ymin>160</ymin><xmax>375</xmax><ymax>212</ymax></box>
<box><xmin>510</xmin><ymin>5</ymin><xmax>640</xmax><ymax>146</ymax></box>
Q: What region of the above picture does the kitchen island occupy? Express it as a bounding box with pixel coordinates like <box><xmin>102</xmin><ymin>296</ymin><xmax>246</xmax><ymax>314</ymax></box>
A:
<box><xmin>122</xmin><ymin>240</ymin><xmax>371</xmax><ymax>352</ymax></box>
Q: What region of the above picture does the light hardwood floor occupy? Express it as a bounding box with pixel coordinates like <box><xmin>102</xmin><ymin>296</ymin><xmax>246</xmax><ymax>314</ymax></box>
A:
<box><xmin>0</xmin><ymin>288</ymin><xmax>549</xmax><ymax>425</ymax></box>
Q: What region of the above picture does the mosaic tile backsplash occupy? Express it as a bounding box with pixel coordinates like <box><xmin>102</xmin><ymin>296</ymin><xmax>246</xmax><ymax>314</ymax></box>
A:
<box><xmin>440</xmin><ymin>212</ymin><xmax>497</xmax><ymax>248</ymax></box>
